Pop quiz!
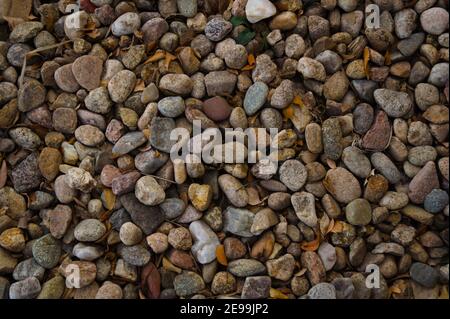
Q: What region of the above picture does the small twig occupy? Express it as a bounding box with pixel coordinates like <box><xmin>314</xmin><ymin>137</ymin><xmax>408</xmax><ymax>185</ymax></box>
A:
<box><xmin>19</xmin><ymin>40</ymin><xmax>72</xmax><ymax>87</ymax></box>
<box><xmin>148</xmin><ymin>174</ymin><xmax>177</xmax><ymax>184</ymax></box>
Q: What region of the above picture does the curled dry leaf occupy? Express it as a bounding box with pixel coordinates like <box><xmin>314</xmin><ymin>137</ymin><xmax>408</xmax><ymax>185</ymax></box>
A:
<box><xmin>0</xmin><ymin>160</ymin><xmax>7</xmax><ymax>189</ymax></box>
<box><xmin>102</xmin><ymin>188</ymin><xmax>116</xmax><ymax>211</ymax></box>
<box><xmin>269</xmin><ymin>288</ymin><xmax>289</xmax><ymax>299</ymax></box>
<box><xmin>363</xmin><ymin>47</ymin><xmax>370</xmax><ymax>79</ymax></box>
<box><xmin>134</xmin><ymin>79</ymin><xmax>146</xmax><ymax>92</ymax></box>
<box><xmin>292</xmin><ymin>95</ymin><xmax>304</xmax><ymax>107</ymax></box>
<box><xmin>215</xmin><ymin>244</ymin><xmax>228</xmax><ymax>266</ymax></box>
<box><xmin>300</xmin><ymin>233</ymin><xmax>321</xmax><ymax>251</ymax></box>
<box><xmin>140</xmin><ymin>262</ymin><xmax>161</xmax><ymax>299</ymax></box>
<box><xmin>241</xmin><ymin>53</ymin><xmax>256</xmax><ymax>71</ymax></box>
<box><xmin>162</xmin><ymin>257</ymin><xmax>182</xmax><ymax>274</ymax></box>
<box><xmin>326</xmin><ymin>158</ymin><xmax>337</xmax><ymax>169</ymax></box>
<box><xmin>330</xmin><ymin>220</ymin><xmax>346</xmax><ymax>233</ymax></box>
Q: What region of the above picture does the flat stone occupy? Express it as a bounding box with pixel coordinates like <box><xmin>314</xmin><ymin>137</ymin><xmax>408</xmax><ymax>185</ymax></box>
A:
<box><xmin>223</xmin><ymin>207</ymin><xmax>254</xmax><ymax>237</ymax></box>
<box><xmin>228</xmin><ymin>259</ymin><xmax>265</xmax><ymax>277</ymax></box>
<box><xmin>361</xmin><ymin>111</ymin><xmax>391</xmax><ymax>151</ymax></box>
<box><xmin>408</xmin><ymin>161</ymin><xmax>440</xmax><ymax>204</ymax></box>
<box><xmin>72</xmin><ymin>55</ymin><xmax>103</xmax><ymax>91</ymax></box>
<box><xmin>120</xmin><ymin>193</ymin><xmax>165</xmax><ymax>235</ymax></box>
<box><xmin>291</xmin><ymin>192</ymin><xmax>318</xmax><ymax>227</ymax></box>
<box><xmin>241</xmin><ymin>276</ymin><xmax>271</xmax><ymax>299</ymax></box>
<box><xmin>410</xmin><ymin>262</ymin><xmax>440</xmax><ymax>288</ymax></box>
<box><xmin>9</xmin><ymin>277</ymin><xmax>41</xmax><ymax>299</ymax></box>
<box><xmin>323</xmin><ymin>168</ymin><xmax>361</xmax><ymax>204</ymax></box>
<box><xmin>374</xmin><ymin>89</ymin><xmax>413</xmax><ymax>118</ymax></box>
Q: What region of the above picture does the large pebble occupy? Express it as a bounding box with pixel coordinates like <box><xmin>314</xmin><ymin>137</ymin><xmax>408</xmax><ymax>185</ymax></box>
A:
<box><xmin>244</xmin><ymin>81</ymin><xmax>268</xmax><ymax>116</ymax></box>
<box><xmin>323</xmin><ymin>168</ymin><xmax>361</xmax><ymax>204</ymax></box>
<box><xmin>72</xmin><ymin>55</ymin><xmax>103</xmax><ymax>91</ymax></box>
<box><xmin>408</xmin><ymin>161</ymin><xmax>439</xmax><ymax>204</ymax></box>
<box><xmin>74</xmin><ymin>219</ymin><xmax>107</xmax><ymax>242</ymax></box>
<box><xmin>108</xmin><ymin>70</ymin><xmax>136</xmax><ymax>103</ymax></box>
<box><xmin>245</xmin><ymin>0</ymin><xmax>277</xmax><ymax>23</ymax></box>
<box><xmin>374</xmin><ymin>89</ymin><xmax>413</xmax><ymax>118</ymax></box>
<box><xmin>291</xmin><ymin>192</ymin><xmax>318</xmax><ymax>227</ymax></box>
<box><xmin>135</xmin><ymin>176</ymin><xmax>166</xmax><ymax>206</ymax></box>
<box><xmin>420</xmin><ymin>7</ymin><xmax>449</xmax><ymax>35</ymax></box>
<box><xmin>9</xmin><ymin>277</ymin><xmax>41</xmax><ymax>299</ymax></box>
<box><xmin>279</xmin><ymin>160</ymin><xmax>308</xmax><ymax>192</ymax></box>
<box><xmin>111</xmin><ymin>12</ymin><xmax>141</xmax><ymax>36</ymax></box>
<box><xmin>218</xmin><ymin>174</ymin><xmax>249</xmax><ymax>208</ymax></box>
<box><xmin>223</xmin><ymin>207</ymin><xmax>254</xmax><ymax>237</ymax></box>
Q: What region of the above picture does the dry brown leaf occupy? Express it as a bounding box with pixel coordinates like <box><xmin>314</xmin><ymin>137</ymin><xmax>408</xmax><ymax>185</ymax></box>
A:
<box><xmin>384</xmin><ymin>49</ymin><xmax>392</xmax><ymax>66</ymax></box>
<box><xmin>164</xmin><ymin>52</ymin><xmax>177</xmax><ymax>69</ymax></box>
<box><xmin>102</xmin><ymin>188</ymin><xmax>116</xmax><ymax>211</ymax></box>
<box><xmin>0</xmin><ymin>160</ymin><xmax>7</xmax><ymax>189</ymax></box>
<box><xmin>162</xmin><ymin>257</ymin><xmax>182</xmax><ymax>273</ymax></box>
<box><xmin>241</xmin><ymin>64</ymin><xmax>255</xmax><ymax>71</ymax></box>
<box><xmin>300</xmin><ymin>233</ymin><xmax>321</xmax><ymax>251</ymax></box>
<box><xmin>294</xmin><ymin>268</ymin><xmax>307</xmax><ymax>277</ymax></box>
<box><xmin>326</xmin><ymin>158</ymin><xmax>337</xmax><ymax>169</ymax></box>
<box><xmin>241</xmin><ymin>53</ymin><xmax>256</xmax><ymax>70</ymax></box>
<box><xmin>85</xmin><ymin>28</ymin><xmax>102</xmax><ymax>39</ymax></box>
<box><xmin>216</xmin><ymin>244</ymin><xmax>228</xmax><ymax>266</ymax></box>
<box><xmin>269</xmin><ymin>288</ymin><xmax>289</xmax><ymax>299</ymax></box>
<box><xmin>144</xmin><ymin>50</ymin><xmax>165</xmax><ymax>64</ymax></box>
<box><xmin>326</xmin><ymin>219</ymin><xmax>335</xmax><ymax>235</ymax></box>
<box><xmin>282</xmin><ymin>105</ymin><xmax>295</xmax><ymax>121</ymax></box>
<box><xmin>293</xmin><ymin>95</ymin><xmax>304</xmax><ymax>107</ymax></box>
<box><xmin>0</xmin><ymin>0</ymin><xmax>32</xmax><ymax>20</ymax></box>
<box><xmin>330</xmin><ymin>220</ymin><xmax>346</xmax><ymax>233</ymax></box>
<box><xmin>363</xmin><ymin>47</ymin><xmax>370</xmax><ymax>79</ymax></box>
<box><xmin>248</xmin><ymin>53</ymin><xmax>255</xmax><ymax>65</ymax></box>
<box><xmin>439</xmin><ymin>285</ymin><xmax>449</xmax><ymax>299</ymax></box>
<box><xmin>2</xmin><ymin>16</ymin><xmax>25</xmax><ymax>29</ymax></box>
<box><xmin>134</xmin><ymin>79</ymin><xmax>146</xmax><ymax>92</ymax></box>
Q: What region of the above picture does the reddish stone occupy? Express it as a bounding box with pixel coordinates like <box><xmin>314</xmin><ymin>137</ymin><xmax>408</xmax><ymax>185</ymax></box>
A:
<box><xmin>362</xmin><ymin>111</ymin><xmax>391</xmax><ymax>151</ymax></box>
<box><xmin>202</xmin><ymin>96</ymin><xmax>233</xmax><ymax>121</ymax></box>
<box><xmin>408</xmin><ymin>161</ymin><xmax>440</xmax><ymax>204</ymax></box>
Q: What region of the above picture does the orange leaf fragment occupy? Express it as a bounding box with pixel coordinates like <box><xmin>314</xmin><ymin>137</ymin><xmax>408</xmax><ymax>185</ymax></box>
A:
<box><xmin>102</xmin><ymin>188</ymin><xmax>116</xmax><ymax>211</ymax></box>
<box><xmin>144</xmin><ymin>50</ymin><xmax>165</xmax><ymax>64</ymax></box>
<box><xmin>300</xmin><ymin>233</ymin><xmax>321</xmax><ymax>251</ymax></box>
<box><xmin>240</xmin><ymin>53</ymin><xmax>256</xmax><ymax>70</ymax></box>
<box><xmin>384</xmin><ymin>49</ymin><xmax>392</xmax><ymax>66</ymax></box>
<box><xmin>293</xmin><ymin>95</ymin><xmax>304</xmax><ymax>107</ymax></box>
<box><xmin>326</xmin><ymin>219</ymin><xmax>335</xmax><ymax>235</ymax></box>
<box><xmin>164</xmin><ymin>52</ymin><xmax>177</xmax><ymax>69</ymax></box>
<box><xmin>134</xmin><ymin>79</ymin><xmax>146</xmax><ymax>92</ymax></box>
<box><xmin>330</xmin><ymin>220</ymin><xmax>346</xmax><ymax>233</ymax></box>
<box><xmin>282</xmin><ymin>105</ymin><xmax>295</xmax><ymax>121</ymax></box>
<box><xmin>216</xmin><ymin>244</ymin><xmax>228</xmax><ymax>266</ymax></box>
<box><xmin>248</xmin><ymin>53</ymin><xmax>255</xmax><ymax>65</ymax></box>
<box><xmin>270</xmin><ymin>288</ymin><xmax>289</xmax><ymax>299</ymax></box>
<box><xmin>241</xmin><ymin>64</ymin><xmax>255</xmax><ymax>71</ymax></box>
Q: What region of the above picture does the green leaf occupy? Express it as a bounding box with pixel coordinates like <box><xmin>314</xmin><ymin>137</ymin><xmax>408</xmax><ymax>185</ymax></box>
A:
<box><xmin>236</xmin><ymin>29</ymin><xmax>256</xmax><ymax>45</ymax></box>
<box><xmin>230</xmin><ymin>16</ymin><xmax>248</xmax><ymax>27</ymax></box>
